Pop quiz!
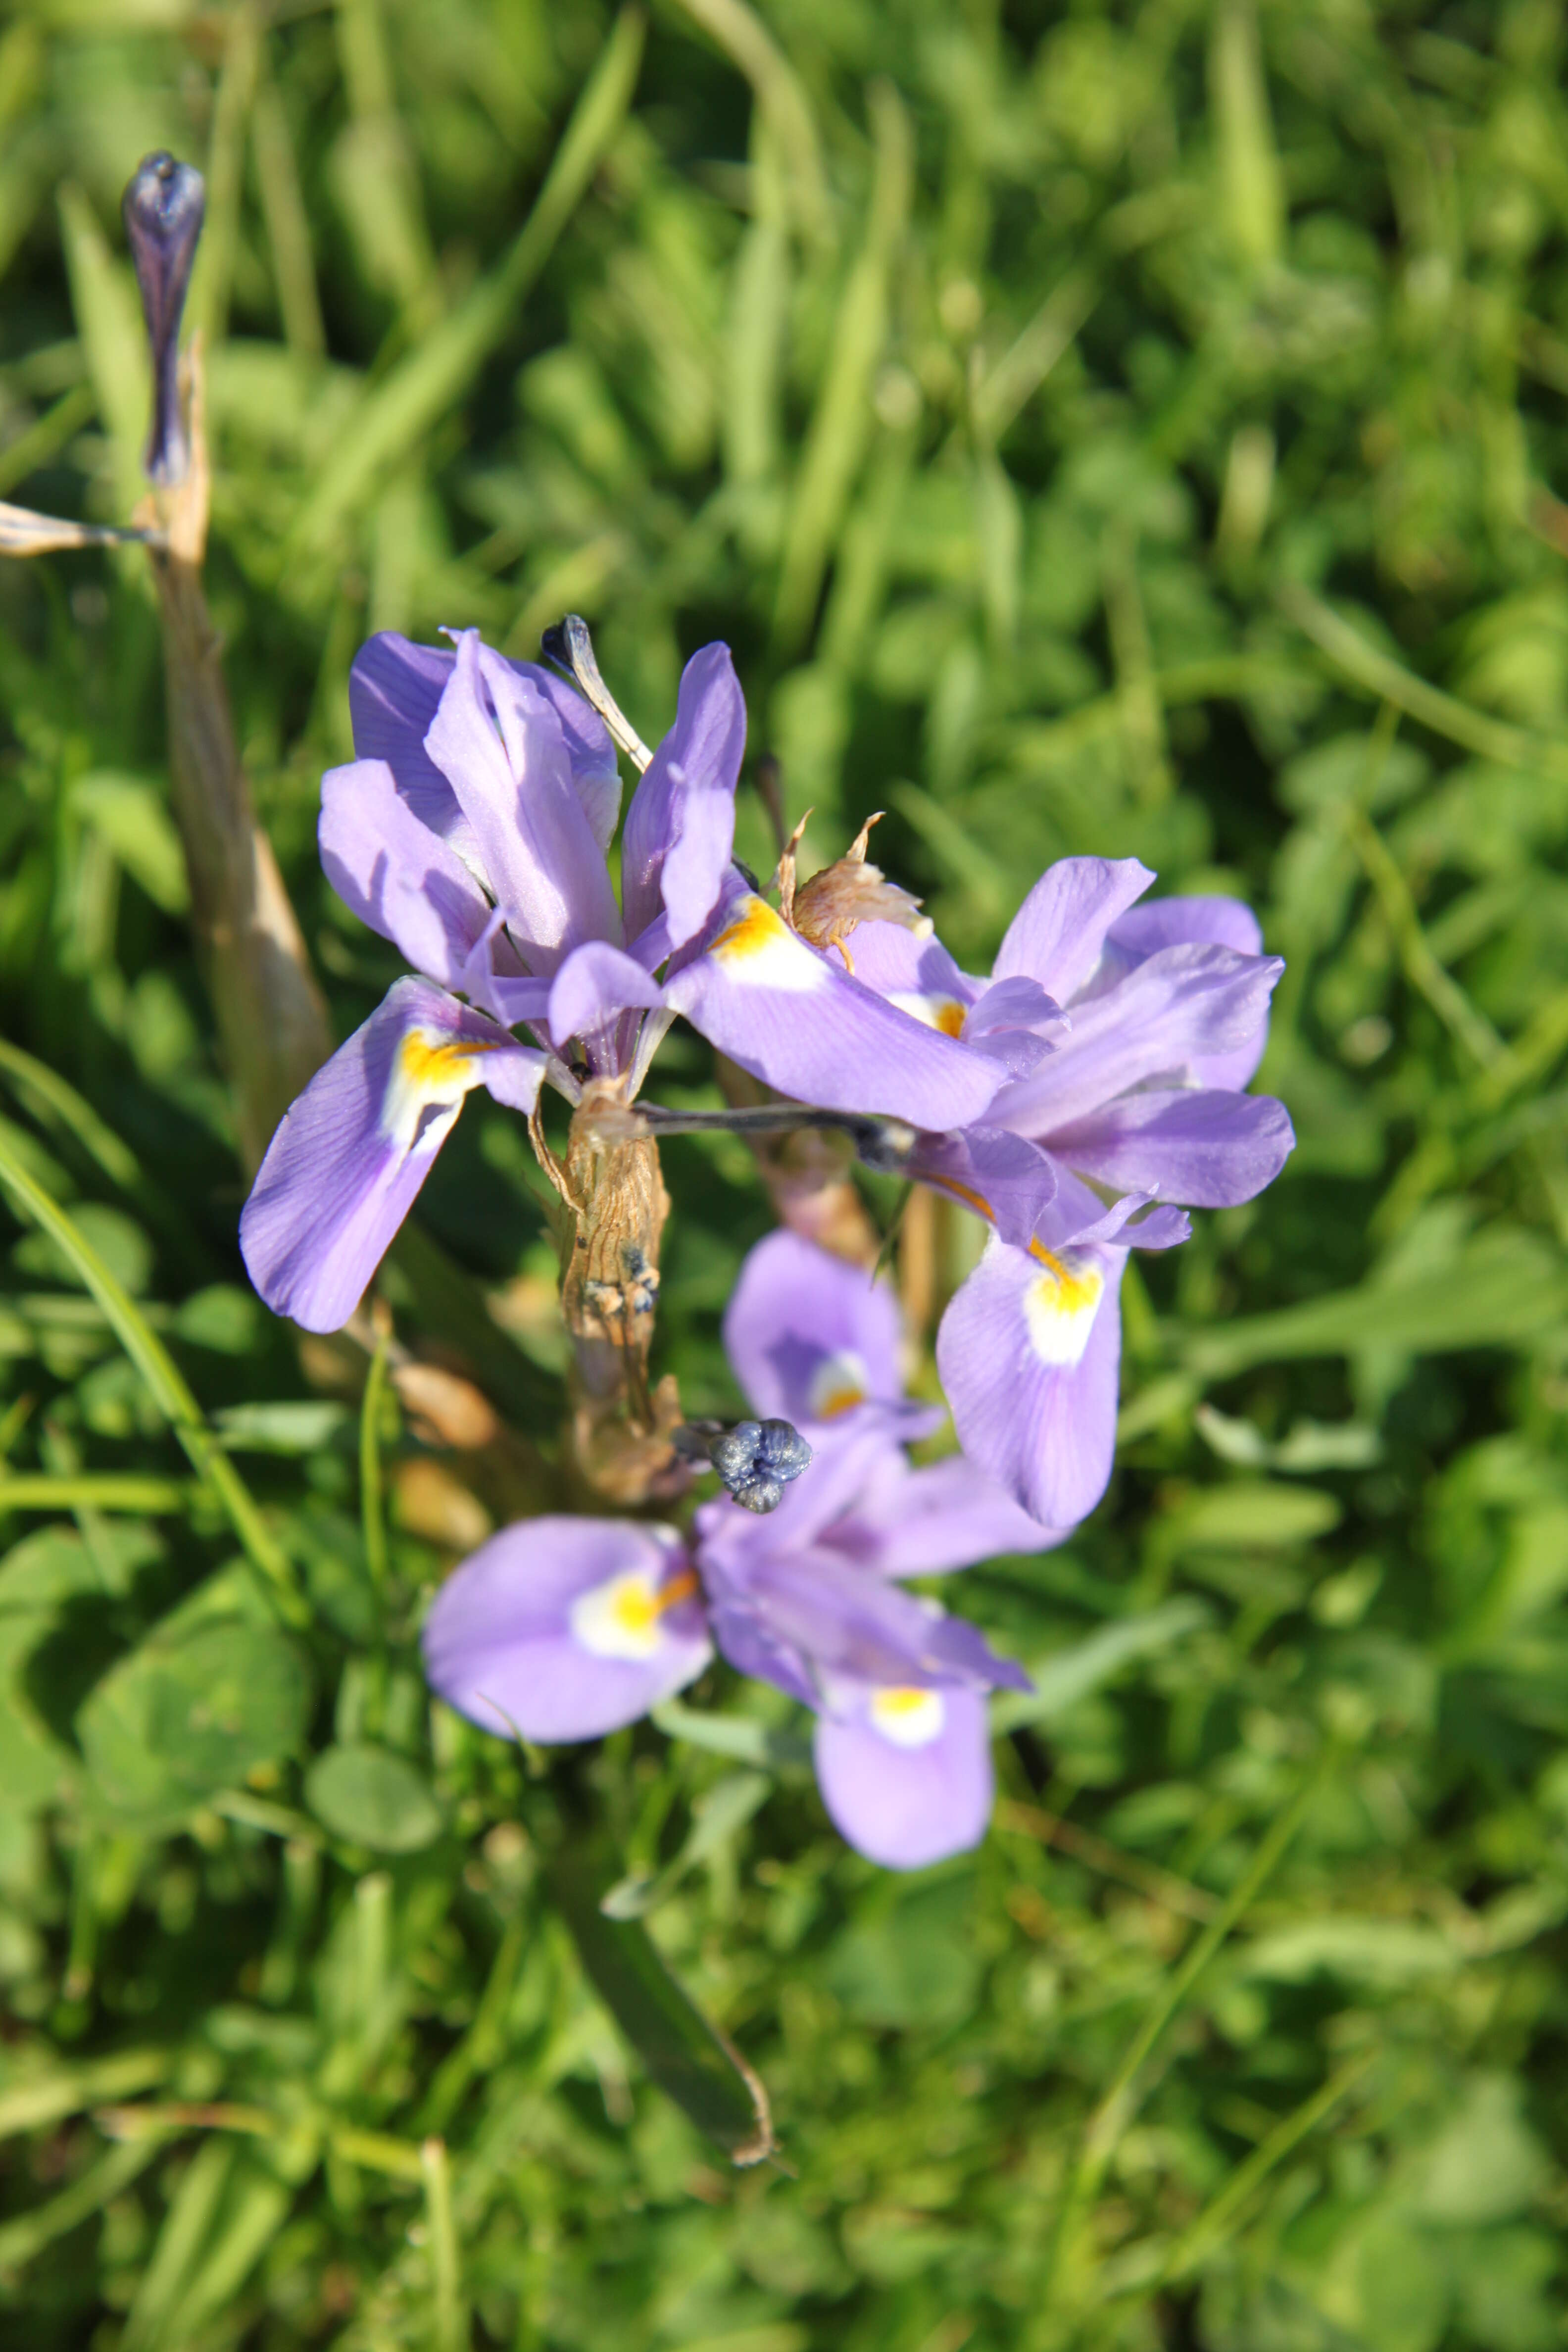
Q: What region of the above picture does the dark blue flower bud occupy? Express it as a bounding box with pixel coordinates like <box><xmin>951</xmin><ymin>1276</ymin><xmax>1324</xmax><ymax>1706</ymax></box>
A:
<box><xmin>708</xmin><ymin>1417</ymin><xmax>813</xmax><ymax>1514</ymax></box>
<box><xmin>122</xmin><ymin>151</ymin><xmax>205</xmax><ymax>488</ymax></box>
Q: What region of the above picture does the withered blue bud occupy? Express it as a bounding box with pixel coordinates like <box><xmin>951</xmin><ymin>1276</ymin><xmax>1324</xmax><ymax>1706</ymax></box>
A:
<box><xmin>708</xmin><ymin>1418</ymin><xmax>813</xmax><ymax>1515</ymax></box>
<box><xmin>122</xmin><ymin>151</ymin><xmax>205</xmax><ymax>489</ymax></box>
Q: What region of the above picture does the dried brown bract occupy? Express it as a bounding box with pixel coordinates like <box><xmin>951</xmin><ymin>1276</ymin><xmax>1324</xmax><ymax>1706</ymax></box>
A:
<box><xmin>778</xmin><ymin>812</ymin><xmax>930</xmax><ymax>972</ymax></box>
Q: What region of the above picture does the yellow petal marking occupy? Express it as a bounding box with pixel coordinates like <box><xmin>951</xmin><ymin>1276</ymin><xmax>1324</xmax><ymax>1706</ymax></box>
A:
<box><xmin>709</xmin><ymin>895</ymin><xmax>829</xmax><ymax>992</ymax></box>
<box><xmin>890</xmin><ymin>990</ymin><xmax>967</xmax><ymax>1038</ymax></box>
<box><xmin>1022</xmin><ymin>1245</ymin><xmax>1103</xmax><ymax>1368</ymax></box>
<box><xmin>808</xmin><ymin>1349</ymin><xmax>870</xmax><ymax>1420</ymax></box>
<box><xmin>571</xmin><ymin>1565</ymin><xmax>700</xmax><ymax>1662</ymax></box>
<box><xmin>399</xmin><ymin>1031</ymin><xmax>493</xmax><ymax>1092</ymax></box>
<box><xmin>384</xmin><ymin>1028</ymin><xmax>501</xmax><ymax>1150</ymax></box>
<box><xmin>869</xmin><ymin>1685</ymin><xmax>946</xmax><ymax>1748</ymax></box>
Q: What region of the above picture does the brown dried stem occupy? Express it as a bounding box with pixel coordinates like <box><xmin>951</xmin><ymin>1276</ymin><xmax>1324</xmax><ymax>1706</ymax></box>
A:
<box><xmin>139</xmin><ymin>339</ymin><xmax>331</xmax><ymax>1174</ymax></box>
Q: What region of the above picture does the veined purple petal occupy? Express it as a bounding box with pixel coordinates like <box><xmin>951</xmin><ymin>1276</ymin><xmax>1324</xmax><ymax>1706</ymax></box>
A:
<box><xmin>844</xmin><ymin>921</ymin><xmax>979</xmax><ymax>1024</ymax></box>
<box><xmin>547</xmin><ymin>940</ymin><xmax>666</xmax><ymax>1051</ymax></box>
<box><xmin>621</xmin><ymin>643</ymin><xmax>744</xmax><ymax>952</ymax></box>
<box><xmin>723</xmin><ymin>1229</ymin><xmax>905</xmax><ymax>1427</ymax></box>
<box><xmin>991</xmin><ymin>942</ymin><xmax>1283</xmax><ymax>1139</ymax></box>
<box><xmin>348</xmin><ymin>633</ymin><xmax>470</xmax><ymax>849</ymax></box>
<box><xmin>1049</xmin><ymin>1087</ymin><xmax>1295</xmax><ymax>1208</ymax></box>
<box><xmin>905</xmin><ymin>1126</ymin><xmax>1058</xmax><ymax>1252</ymax></box>
<box><xmin>1026</xmin><ymin>1166</ymin><xmax>1191</xmax><ymax>1255</ymax></box>
<box><xmin>422</xmin><ymin>1518</ymin><xmax>709</xmax><ymax>1743</ymax></box>
<box><xmin>320</xmin><ymin>758</ymin><xmax>498</xmax><ymax>993</ymax></box>
<box><xmin>666</xmin><ymin>887</ymin><xmax>1003</xmax><ymax>1128</ymax></box>
<box><xmin>994</xmin><ymin>857</ymin><xmax>1154</xmax><ymax>1000</ymax></box>
<box><xmin>424</xmin><ymin>633</ymin><xmax>620</xmax><ymax>976</ymax></box>
<box><xmin>850</xmin><ymin>929</ymin><xmax>1063</xmax><ymax>1077</ymax></box>
<box><xmin>240</xmin><ymin>977</ymin><xmax>547</xmax><ymax>1333</ymax></box>
<box><xmin>1106</xmin><ymin>895</ymin><xmax>1270</xmax><ymax>1088</ymax></box>
<box><xmin>349</xmin><ymin>632</ymin><xmax>619</xmax><ymax>858</ymax></box>
<box><xmin>814</xmin><ymin>1682</ymin><xmax>993</xmax><ymax>1869</ymax></box>
<box><xmin>1109</xmin><ymin>895</ymin><xmax>1263</xmax><ymax>961</ymax></box>
<box><xmin>961</xmin><ymin>975</ymin><xmax>1066</xmax><ymax>1076</ymax></box>
<box><xmin>711</xmin><ymin>1544</ymin><xmax>1030</xmax><ymax>1694</ymax></box>
<box><xmin>835</xmin><ymin>1450</ymin><xmax>1066</xmax><ymax>1575</ymax></box>
<box><xmin>936</xmin><ymin>1234</ymin><xmax>1126</xmax><ymax>1528</ymax></box>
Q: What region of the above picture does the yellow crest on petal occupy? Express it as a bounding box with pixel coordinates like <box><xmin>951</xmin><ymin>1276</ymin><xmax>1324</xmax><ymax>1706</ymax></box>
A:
<box><xmin>1022</xmin><ymin>1245</ymin><xmax>1103</xmax><ymax>1367</ymax></box>
<box><xmin>869</xmin><ymin>1685</ymin><xmax>946</xmax><ymax>1748</ymax></box>
<box><xmin>710</xmin><ymin>895</ymin><xmax>829</xmax><ymax>992</ymax></box>
<box><xmin>570</xmin><ymin>1566</ymin><xmax>699</xmax><ymax>1662</ymax></box>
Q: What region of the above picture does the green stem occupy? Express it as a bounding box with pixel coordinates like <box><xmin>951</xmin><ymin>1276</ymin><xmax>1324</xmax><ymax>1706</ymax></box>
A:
<box><xmin>421</xmin><ymin>2136</ymin><xmax>466</xmax><ymax>2352</ymax></box>
<box><xmin>359</xmin><ymin>1328</ymin><xmax>391</xmax><ymax>1597</ymax></box>
<box><xmin>359</xmin><ymin>1327</ymin><xmax>392</xmax><ymax>1734</ymax></box>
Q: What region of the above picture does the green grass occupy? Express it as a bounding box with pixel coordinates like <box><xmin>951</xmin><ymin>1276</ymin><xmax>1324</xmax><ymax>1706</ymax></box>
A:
<box><xmin>2</xmin><ymin>1</ymin><xmax>1568</xmax><ymax>2346</ymax></box>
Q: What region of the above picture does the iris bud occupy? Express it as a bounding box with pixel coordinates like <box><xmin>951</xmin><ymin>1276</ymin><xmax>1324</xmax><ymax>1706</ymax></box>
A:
<box><xmin>122</xmin><ymin>151</ymin><xmax>205</xmax><ymax>488</ymax></box>
<box><xmin>707</xmin><ymin>1418</ymin><xmax>813</xmax><ymax>1514</ymax></box>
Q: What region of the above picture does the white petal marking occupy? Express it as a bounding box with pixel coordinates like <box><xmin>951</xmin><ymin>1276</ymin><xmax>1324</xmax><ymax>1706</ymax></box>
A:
<box><xmin>709</xmin><ymin>895</ymin><xmax>830</xmax><ymax>992</ymax></box>
<box><xmin>869</xmin><ymin>1685</ymin><xmax>947</xmax><ymax>1748</ymax></box>
<box><xmin>1022</xmin><ymin>1246</ymin><xmax>1103</xmax><ymax>1368</ymax></box>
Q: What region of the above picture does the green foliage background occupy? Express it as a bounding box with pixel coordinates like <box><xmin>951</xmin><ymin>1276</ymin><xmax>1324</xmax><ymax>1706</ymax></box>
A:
<box><xmin>2</xmin><ymin>0</ymin><xmax>1568</xmax><ymax>2345</ymax></box>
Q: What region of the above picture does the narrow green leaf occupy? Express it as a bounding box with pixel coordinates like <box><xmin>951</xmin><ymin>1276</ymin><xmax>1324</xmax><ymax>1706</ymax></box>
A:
<box><xmin>292</xmin><ymin>6</ymin><xmax>646</xmax><ymax>552</ymax></box>
<box><xmin>993</xmin><ymin>1600</ymin><xmax>1211</xmax><ymax>1735</ymax></box>
<box><xmin>1183</xmin><ymin>1227</ymin><xmax>1568</xmax><ymax>1378</ymax></box>
<box><xmin>651</xmin><ymin>1699</ymin><xmax>810</xmax><ymax>1768</ymax></box>
<box><xmin>0</xmin><ymin>2138</ymin><xmax>164</xmax><ymax>2270</ymax></box>
<box><xmin>549</xmin><ymin>1838</ymin><xmax>775</xmax><ymax>2165</ymax></box>
<box><xmin>0</xmin><ymin>1130</ymin><xmax>306</xmax><ymax>1621</ymax></box>
<box><xmin>600</xmin><ymin>1769</ymin><xmax>771</xmax><ymax>1918</ymax></box>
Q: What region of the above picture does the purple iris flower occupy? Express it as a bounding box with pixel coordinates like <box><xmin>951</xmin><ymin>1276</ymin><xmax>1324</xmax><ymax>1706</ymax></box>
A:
<box><xmin>847</xmin><ymin>857</ymin><xmax>1294</xmax><ymax>1529</ymax></box>
<box><xmin>423</xmin><ymin>1228</ymin><xmax>1056</xmax><ymax>1869</ymax></box>
<box><xmin>241</xmin><ymin>629</ymin><xmax>1005</xmax><ymax>1332</ymax></box>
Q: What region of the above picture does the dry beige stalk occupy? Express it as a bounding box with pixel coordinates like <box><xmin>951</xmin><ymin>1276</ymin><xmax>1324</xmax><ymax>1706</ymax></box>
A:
<box><xmin>541</xmin><ymin>1078</ymin><xmax>689</xmax><ymax>1502</ymax></box>
<box><xmin>137</xmin><ymin>338</ymin><xmax>331</xmax><ymax>1174</ymax></box>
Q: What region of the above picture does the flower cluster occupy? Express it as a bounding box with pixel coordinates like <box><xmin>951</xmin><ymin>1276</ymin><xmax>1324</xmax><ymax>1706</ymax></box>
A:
<box><xmin>241</xmin><ymin>622</ymin><xmax>1293</xmax><ymax>1865</ymax></box>
<box><xmin>240</xmin><ymin>629</ymin><xmax>998</xmax><ymax>1333</ymax></box>
<box><xmin>423</xmin><ymin>1229</ymin><xmax>1053</xmax><ymax>1867</ymax></box>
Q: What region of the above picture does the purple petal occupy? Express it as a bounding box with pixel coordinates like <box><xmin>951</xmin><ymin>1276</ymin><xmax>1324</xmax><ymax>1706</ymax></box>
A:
<box><xmin>936</xmin><ymin>1235</ymin><xmax>1125</xmax><ymax>1528</ymax></box>
<box><xmin>961</xmin><ymin>975</ymin><xmax>1067</xmax><ymax>1076</ymax></box>
<box><xmin>709</xmin><ymin>1542</ymin><xmax>1029</xmax><ymax>1693</ymax></box>
<box><xmin>1048</xmin><ymin>1087</ymin><xmax>1295</xmax><ymax>1208</ymax></box>
<box><xmin>905</xmin><ymin>1126</ymin><xmax>1058</xmax><ymax>1252</ymax></box>
<box><xmin>722</xmin><ymin>1229</ymin><xmax>906</xmax><ymax>1426</ymax></box>
<box><xmin>240</xmin><ymin>978</ymin><xmax>547</xmax><ymax>1333</ymax></box>
<box><xmin>990</xmin><ymin>942</ymin><xmax>1283</xmax><ymax>1139</ymax></box>
<box><xmin>814</xmin><ymin>1682</ymin><xmax>993</xmax><ymax>1868</ymax></box>
<box><xmin>320</xmin><ymin>758</ymin><xmax>497</xmax><ymax>993</ymax></box>
<box><xmin>349</xmin><ymin>631</ymin><xmax>620</xmax><ymax>858</ymax></box>
<box><xmin>1026</xmin><ymin>1167</ymin><xmax>1190</xmax><ymax>1255</ymax></box>
<box><xmin>1109</xmin><ymin>894</ymin><xmax>1262</xmax><ymax>961</ymax></box>
<box><xmin>666</xmin><ymin>887</ymin><xmax>1003</xmax><ymax>1128</ymax></box>
<box><xmin>843</xmin><ymin>921</ymin><xmax>978</xmax><ymax>1021</ymax></box>
<box><xmin>547</xmin><ymin>940</ymin><xmax>666</xmax><ymax>1051</ymax></box>
<box><xmin>836</xmin><ymin>1450</ymin><xmax>1067</xmax><ymax>1574</ymax></box>
<box><xmin>347</xmin><ymin>633</ymin><xmax>471</xmax><ymax>850</ymax></box>
<box><xmin>1106</xmin><ymin>894</ymin><xmax>1271</xmax><ymax>1087</ymax></box>
<box><xmin>994</xmin><ymin>857</ymin><xmax>1155</xmax><ymax>1000</ymax></box>
<box><xmin>423</xmin><ymin>632</ymin><xmax>620</xmax><ymax>976</ymax></box>
<box><xmin>422</xmin><ymin>1517</ymin><xmax>709</xmax><ymax>1742</ymax></box>
<box><xmin>621</xmin><ymin>643</ymin><xmax>744</xmax><ymax>952</ymax></box>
